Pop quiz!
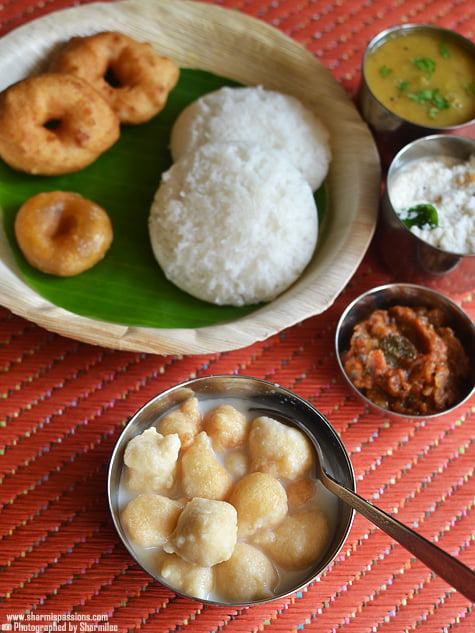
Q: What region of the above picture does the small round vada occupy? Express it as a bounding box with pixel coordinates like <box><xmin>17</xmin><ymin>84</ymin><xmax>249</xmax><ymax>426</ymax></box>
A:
<box><xmin>14</xmin><ymin>191</ymin><xmax>113</xmax><ymax>277</ymax></box>
<box><xmin>49</xmin><ymin>31</ymin><xmax>180</xmax><ymax>124</ymax></box>
<box><xmin>228</xmin><ymin>471</ymin><xmax>288</xmax><ymax>537</ymax></box>
<box><xmin>0</xmin><ymin>73</ymin><xmax>120</xmax><ymax>175</ymax></box>
<box><xmin>215</xmin><ymin>543</ymin><xmax>278</xmax><ymax>603</ymax></box>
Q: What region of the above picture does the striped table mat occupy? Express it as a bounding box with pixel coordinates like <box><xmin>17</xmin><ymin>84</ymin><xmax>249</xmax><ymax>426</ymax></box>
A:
<box><xmin>1</xmin><ymin>1</ymin><xmax>474</xmax><ymax>632</ymax></box>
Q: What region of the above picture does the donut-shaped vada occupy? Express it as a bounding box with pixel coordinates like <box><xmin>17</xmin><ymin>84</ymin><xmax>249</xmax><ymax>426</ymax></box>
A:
<box><xmin>0</xmin><ymin>73</ymin><xmax>120</xmax><ymax>175</ymax></box>
<box><xmin>14</xmin><ymin>191</ymin><xmax>113</xmax><ymax>277</ymax></box>
<box><xmin>49</xmin><ymin>31</ymin><xmax>180</xmax><ymax>124</ymax></box>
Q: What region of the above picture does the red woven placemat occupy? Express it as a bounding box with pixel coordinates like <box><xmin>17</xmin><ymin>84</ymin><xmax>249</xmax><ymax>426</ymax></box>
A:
<box><xmin>1</xmin><ymin>1</ymin><xmax>474</xmax><ymax>632</ymax></box>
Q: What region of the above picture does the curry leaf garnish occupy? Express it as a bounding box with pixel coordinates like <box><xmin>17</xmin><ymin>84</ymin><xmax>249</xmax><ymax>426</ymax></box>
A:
<box><xmin>380</xmin><ymin>334</ymin><xmax>417</xmax><ymax>366</ymax></box>
<box><xmin>400</xmin><ymin>203</ymin><xmax>439</xmax><ymax>229</ymax></box>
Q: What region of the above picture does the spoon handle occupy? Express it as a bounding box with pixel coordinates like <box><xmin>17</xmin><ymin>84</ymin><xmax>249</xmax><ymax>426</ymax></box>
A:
<box><xmin>323</xmin><ymin>473</ymin><xmax>475</xmax><ymax>602</ymax></box>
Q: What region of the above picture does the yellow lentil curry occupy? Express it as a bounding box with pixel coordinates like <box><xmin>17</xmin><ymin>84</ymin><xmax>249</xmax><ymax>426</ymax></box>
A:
<box><xmin>364</xmin><ymin>31</ymin><xmax>475</xmax><ymax>126</ymax></box>
<box><xmin>342</xmin><ymin>305</ymin><xmax>470</xmax><ymax>416</ymax></box>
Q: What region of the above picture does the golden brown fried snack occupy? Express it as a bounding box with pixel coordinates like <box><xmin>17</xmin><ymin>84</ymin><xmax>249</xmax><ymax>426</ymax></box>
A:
<box><xmin>157</xmin><ymin>552</ymin><xmax>214</xmax><ymax>600</ymax></box>
<box><xmin>157</xmin><ymin>397</ymin><xmax>202</xmax><ymax>449</ymax></box>
<box><xmin>121</xmin><ymin>493</ymin><xmax>183</xmax><ymax>548</ymax></box>
<box><xmin>252</xmin><ymin>506</ymin><xmax>330</xmax><ymax>569</ymax></box>
<box><xmin>249</xmin><ymin>415</ymin><xmax>313</xmax><ymax>480</ymax></box>
<box><xmin>181</xmin><ymin>432</ymin><xmax>233</xmax><ymax>501</ymax></box>
<box><xmin>215</xmin><ymin>543</ymin><xmax>278</xmax><ymax>603</ymax></box>
<box><xmin>14</xmin><ymin>191</ymin><xmax>113</xmax><ymax>277</ymax></box>
<box><xmin>49</xmin><ymin>31</ymin><xmax>179</xmax><ymax>124</ymax></box>
<box><xmin>228</xmin><ymin>471</ymin><xmax>288</xmax><ymax>537</ymax></box>
<box><xmin>124</xmin><ymin>428</ymin><xmax>180</xmax><ymax>494</ymax></box>
<box><xmin>0</xmin><ymin>73</ymin><xmax>120</xmax><ymax>175</ymax></box>
<box><xmin>164</xmin><ymin>497</ymin><xmax>237</xmax><ymax>567</ymax></box>
<box><xmin>204</xmin><ymin>404</ymin><xmax>250</xmax><ymax>452</ymax></box>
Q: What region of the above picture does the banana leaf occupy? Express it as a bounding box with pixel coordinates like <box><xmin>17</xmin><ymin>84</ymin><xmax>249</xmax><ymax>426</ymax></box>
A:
<box><xmin>0</xmin><ymin>69</ymin><xmax>324</xmax><ymax>329</ymax></box>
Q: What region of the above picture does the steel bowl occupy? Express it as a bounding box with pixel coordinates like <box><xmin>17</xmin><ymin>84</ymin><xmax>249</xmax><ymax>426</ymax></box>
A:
<box><xmin>359</xmin><ymin>24</ymin><xmax>475</xmax><ymax>166</ymax></box>
<box><xmin>108</xmin><ymin>375</ymin><xmax>355</xmax><ymax>606</ymax></box>
<box><xmin>335</xmin><ymin>283</ymin><xmax>475</xmax><ymax>421</ymax></box>
<box><xmin>377</xmin><ymin>134</ymin><xmax>475</xmax><ymax>293</ymax></box>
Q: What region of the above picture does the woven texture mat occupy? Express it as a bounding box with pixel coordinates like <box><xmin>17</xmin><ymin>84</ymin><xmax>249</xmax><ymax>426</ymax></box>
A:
<box><xmin>1</xmin><ymin>1</ymin><xmax>474</xmax><ymax>631</ymax></box>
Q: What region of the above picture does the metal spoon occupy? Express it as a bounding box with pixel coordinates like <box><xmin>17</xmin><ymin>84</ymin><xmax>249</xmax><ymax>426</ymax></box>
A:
<box><xmin>314</xmin><ymin>441</ymin><xmax>475</xmax><ymax>602</ymax></box>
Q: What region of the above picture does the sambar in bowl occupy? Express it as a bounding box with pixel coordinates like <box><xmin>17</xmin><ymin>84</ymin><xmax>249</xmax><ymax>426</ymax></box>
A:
<box><xmin>108</xmin><ymin>375</ymin><xmax>355</xmax><ymax>606</ymax></box>
<box><xmin>359</xmin><ymin>24</ymin><xmax>475</xmax><ymax>165</ymax></box>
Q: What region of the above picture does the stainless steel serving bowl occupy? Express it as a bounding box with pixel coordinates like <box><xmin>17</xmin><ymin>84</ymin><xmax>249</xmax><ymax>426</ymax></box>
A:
<box><xmin>108</xmin><ymin>375</ymin><xmax>355</xmax><ymax>606</ymax></box>
<box><xmin>377</xmin><ymin>134</ymin><xmax>475</xmax><ymax>293</ymax></box>
<box><xmin>335</xmin><ymin>283</ymin><xmax>475</xmax><ymax>421</ymax></box>
<box><xmin>359</xmin><ymin>24</ymin><xmax>475</xmax><ymax>166</ymax></box>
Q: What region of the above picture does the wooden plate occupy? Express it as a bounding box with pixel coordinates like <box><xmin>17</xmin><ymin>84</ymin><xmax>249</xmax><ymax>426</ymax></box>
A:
<box><xmin>0</xmin><ymin>0</ymin><xmax>381</xmax><ymax>355</ymax></box>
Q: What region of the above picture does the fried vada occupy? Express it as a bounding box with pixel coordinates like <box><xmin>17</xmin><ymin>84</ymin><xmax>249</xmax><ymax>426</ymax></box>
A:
<box><xmin>49</xmin><ymin>31</ymin><xmax>179</xmax><ymax>124</ymax></box>
<box><xmin>0</xmin><ymin>73</ymin><xmax>120</xmax><ymax>175</ymax></box>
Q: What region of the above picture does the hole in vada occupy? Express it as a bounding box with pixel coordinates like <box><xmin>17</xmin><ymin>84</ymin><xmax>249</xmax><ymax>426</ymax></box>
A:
<box><xmin>14</xmin><ymin>191</ymin><xmax>113</xmax><ymax>276</ymax></box>
<box><xmin>104</xmin><ymin>66</ymin><xmax>122</xmax><ymax>88</ymax></box>
<box><xmin>43</xmin><ymin>118</ymin><xmax>62</xmax><ymax>131</ymax></box>
<box><xmin>52</xmin><ymin>212</ymin><xmax>77</xmax><ymax>239</ymax></box>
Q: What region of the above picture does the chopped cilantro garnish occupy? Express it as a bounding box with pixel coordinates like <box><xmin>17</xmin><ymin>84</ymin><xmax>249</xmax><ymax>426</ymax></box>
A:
<box><xmin>398</xmin><ymin>80</ymin><xmax>410</xmax><ymax>92</ymax></box>
<box><xmin>439</xmin><ymin>41</ymin><xmax>451</xmax><ymax>58</ymax></box>
<box><xmin>407</xmin><ymin>88</ymin><xmax>450</xmax><ymax>117</ymax></box>
<box><xmin>431</xmin><ymin>91</ymin><xmax>450</xmax><ymax>110</ymax></box>
<box><xmin>412</xmin><ymin>57</ymin><xmax>436</xmax><ymax>77</ymax></box>
<box><xmin>379</xmin><ymin>64</ymin><xmax>393</xmax><ymax>76</ymax></box>
<box><xmin>408</xmin><ymin>89</ymin><xmax>434</xmax><ymax>103</ymax></box>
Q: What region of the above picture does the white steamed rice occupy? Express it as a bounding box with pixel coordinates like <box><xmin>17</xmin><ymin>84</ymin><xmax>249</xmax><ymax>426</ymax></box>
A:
<box><xmin>148</xmin><ymin>141</ymin><xmax>318</xmax><ymax>306</ymax></box>
<box><xmin>169</xmin><ymin>85</ymin><xmax>331</xmax><ymax>191</ymax></box>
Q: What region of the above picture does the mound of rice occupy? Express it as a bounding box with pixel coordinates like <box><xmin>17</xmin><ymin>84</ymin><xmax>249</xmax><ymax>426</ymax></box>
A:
<box><xmin>170</xmin><ymin>85</ymin><xmax>331</xmax><ymax>191</ymax></box>
<box><xmin>148</xmin><ymin>141</ymin><xmax>318</xmax><ymax>307</ymax></box>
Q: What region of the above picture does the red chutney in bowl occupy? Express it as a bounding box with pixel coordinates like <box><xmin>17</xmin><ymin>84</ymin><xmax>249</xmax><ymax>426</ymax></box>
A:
<box><xmin>342</xmin><ymin>305</ymin><xmax>470</xmax><ymax>416</ymax></box>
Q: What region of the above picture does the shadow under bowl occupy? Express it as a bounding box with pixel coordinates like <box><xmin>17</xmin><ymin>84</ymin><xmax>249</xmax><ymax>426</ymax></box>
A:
<box><xmin>108</xmin><ymin>375</ymin><xmax>355</xmax><ymax>606</ymax></box>
<box><xmin>335</xmin><ymin>283</ymin><xmax>475</xmax><ymax>422</ymax></box>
